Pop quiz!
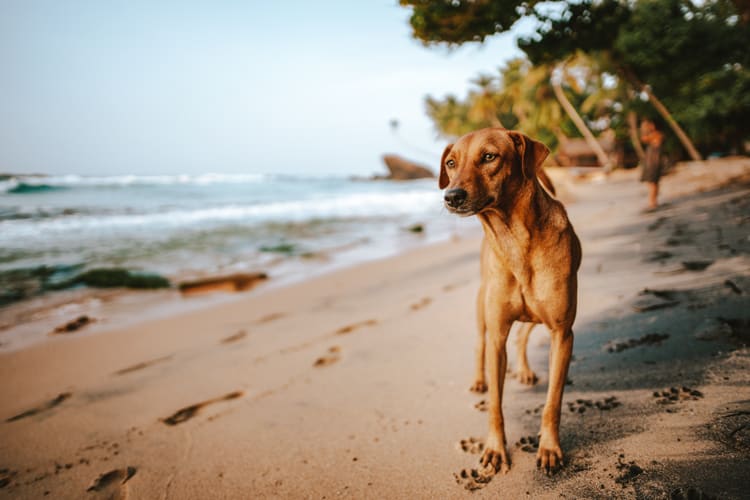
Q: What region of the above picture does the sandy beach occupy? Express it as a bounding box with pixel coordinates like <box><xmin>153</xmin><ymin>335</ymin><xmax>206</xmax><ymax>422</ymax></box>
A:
<box><xmin>1</xmin><ymin>158</ymin><xmax>749</xmax><ymax>498</ymax></box>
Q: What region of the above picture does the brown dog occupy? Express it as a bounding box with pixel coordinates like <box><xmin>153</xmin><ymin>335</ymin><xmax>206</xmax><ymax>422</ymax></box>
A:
<box><xmin>440</xmin><ymin>128</ymin><xmax>581</xmax><ymax>474</ymax></box>
<box><xmin>472</xmin><ymin>168</ymin><xmax>557</xmax><ymax>393</ymax></box>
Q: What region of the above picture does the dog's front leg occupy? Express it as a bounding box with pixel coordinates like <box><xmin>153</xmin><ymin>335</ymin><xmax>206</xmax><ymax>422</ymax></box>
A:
<box><xmin>480</xmin><ymin>302</ymin><xmax>512</xmax><ymax>473</ymax></box>
<box><xmin>537</xmin><ymin>327</ymin><xmax>574</xmax><ymax>473</ymax></box>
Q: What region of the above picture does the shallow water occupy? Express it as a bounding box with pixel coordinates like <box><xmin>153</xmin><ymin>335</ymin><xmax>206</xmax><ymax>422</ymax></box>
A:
<box><xmin>0</xmin><ymin>173</ymin><xmax>477</xmax><ymax>299</ymax></box>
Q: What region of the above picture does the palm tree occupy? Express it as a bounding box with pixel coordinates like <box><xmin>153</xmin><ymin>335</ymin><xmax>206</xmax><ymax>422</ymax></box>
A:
<box><xmin>551</xmin><ymin>61</ymin><xmax>612</xmax><ymax>170</ymax></box>
<box><xmin>468</xmin><ymin>73</ymin><xmax>503</xmax><ymax>128</ymax></box>
<box><xmin>498</xmin><ymin>60</ymin><xmax>568</xmax><ymax>148</ymax></box>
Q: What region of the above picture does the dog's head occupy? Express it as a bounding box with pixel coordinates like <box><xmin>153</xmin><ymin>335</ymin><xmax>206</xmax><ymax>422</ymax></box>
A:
<box><xmin>439</xmin><ymin>128</ymin><xmax>549</xmax><ymax>216</ymax></box>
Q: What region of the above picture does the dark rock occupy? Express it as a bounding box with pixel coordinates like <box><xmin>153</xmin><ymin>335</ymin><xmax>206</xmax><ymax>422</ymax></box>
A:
<box><xmin>53</xmin><ymin>315</ymin><xmax>94</xmax><ymax>334</ymax></box>
<box><xmin>46</xmin><ymin>267</ymin><xmax>170</xmax><ymax>290</ymax></box>
<box><xmin>178</xmin><ymin>272</ymin><xmax>268</xmax><ymax>295</ymax></box>
<box><xmin>380</xmin><ymin>154</ymin><xmax>435</xmax><ymax>180</ymax></box>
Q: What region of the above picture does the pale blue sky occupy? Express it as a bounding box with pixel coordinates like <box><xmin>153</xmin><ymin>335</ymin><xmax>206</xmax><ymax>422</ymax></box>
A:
<box><xmin>0</xmin><ymin>1</ymin><xmax>530</xmax><ymax>176</ymax></box>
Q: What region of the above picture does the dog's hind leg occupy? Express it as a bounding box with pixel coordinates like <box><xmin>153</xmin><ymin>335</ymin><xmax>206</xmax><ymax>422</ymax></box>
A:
<box><xmin>515</xmin><ymin>322</ymin><xmax>538</xmax><ymax>385</ymax></box>
<box><xmin>537</xmin><ymin>326</ymin><xmax>574</xmax><ymax>474</ymax></box>
<box><xmin>470</xmin><ymin>283</ymin><xmax>488</xmax><ymax>393</ymax></box>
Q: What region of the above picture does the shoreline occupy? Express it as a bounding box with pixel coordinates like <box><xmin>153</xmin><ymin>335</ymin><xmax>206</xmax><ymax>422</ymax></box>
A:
<box><xmin>1</xmin><ymin>158</ymin><xmax>749</xmax><ymax>498</ymax></box>
<box><xmin>0</xmin><ymin>216</ymin><xmax>482</xmax><ymax>353</ymax></box>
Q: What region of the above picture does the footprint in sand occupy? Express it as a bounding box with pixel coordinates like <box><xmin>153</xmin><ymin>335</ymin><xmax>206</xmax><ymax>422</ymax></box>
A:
<box><xmin>474</xmin><ymin>400</ymin><xmax>489</xmax><ymax>412</ymax></box>
<box><xmin>313</xmin><ymin>346</ymin><xmax>341</xmax><ymax>367</ymax></box>
<box><xmin>443</xmin><ymin>280</ymin><xmax>470</xmax><ymax>292</ymax></box>
<box><xmin>335</xmin><ymin>320</ymin><xmax>377</xmax><ymax>335</ymax></box>
<box><xmin>113</xmin><ymin>355</ymin><xmax>173</xmax><ymax>376</ymax></box>
<box><xmin>515</xmin><ymin>435</ymin><xmax>540</xmax><ymax>453</ymax></box>
<box><xmin>566</xmin><ymin>396</ymin><xmax>621</xmax><ymax>414</ymax></box>
<box><xmin>86</xmin><ymin>467</ymin><xmax>136</xmax><ymax>499</ymax></box>
<box><xmin>0</xmin><ymin>469</ymin><xmax>17</xmax><ymax>488</ymax></box>
<box><xmin>162</xmin><ymin>391</ymin><xmax>243</xmax><ymax>426</ymax></box>
<box><xmin>453</xmin><ymin>464</ymin><xmax>496</xmax><ymax>491</ymax></box>
<box><xmin>256</xmin><ymin>312</ymin><xmax>286</xmax><ymax>324</ymax></box>
<box><xmin>457</xmin><ymin>437</ymin><xmax>484</xmax><ymax>454</ymax></box>
<box><xmin>652</xmin><ymin>386</ymin><xmax>703</xmax><ymax>409</ymax></box>
<box><xmin>5</xmin><ymin>392</ymin><xmax>72</xmax><ymax>422</ymax></box>
<box><xmin>614</xmin><ymin>455</ymin><xmax>643</xmax><ymax>486</ymax></box>
<box><xmin>220</xmin><ymin>330</ymin><xmax>247</xmax><ymax>344</ymax></box>
<box><xmin>410</xmin><ymin>297</ymin><xmax>432</xmax><ymax>311</ymax></box>
<box><xmin>525</xmin><ymin>403</ymin><xmax>545</xmax><ymax>416</ymax></box>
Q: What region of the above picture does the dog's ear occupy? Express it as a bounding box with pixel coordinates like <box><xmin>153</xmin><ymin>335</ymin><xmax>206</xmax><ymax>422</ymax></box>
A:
<box><xmin>508</xmin><ymin>132</ymin><xmax>549</xmax><ymax>180</ymax></box>
<box><xmin>439</xmin><ymin>143</ymin><xmax>453</xmax><ymax>189</ymax></box>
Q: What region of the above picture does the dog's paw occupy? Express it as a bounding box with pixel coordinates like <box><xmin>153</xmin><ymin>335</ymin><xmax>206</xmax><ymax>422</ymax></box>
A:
<box><xmin>536</xmin><ymin>444</ymin><xmax>564</xmax><ymax>475</ymax></box>
<box><xmin>469</xmin><ymin>380</ymin><xmax>488</xmax><ymax>393</ymax></box>
<box><xmin>480</xmin><ymin>441</ymin><xmax>510</xmax><ymax>474</ymax></box>
<box><xmin>516</xmin><ymin>368</ymin><xmax>538</xmax><ymax>386</ymax></box>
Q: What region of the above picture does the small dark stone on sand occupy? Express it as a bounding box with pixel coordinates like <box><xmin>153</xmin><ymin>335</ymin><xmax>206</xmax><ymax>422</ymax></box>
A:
<box><xmin>681</xmin><ymin>260</ymin><xmax>714</xmax><ymax>271</ymax></box>
<box><xmin>53</xmin><ymin>315</ymin><xmax>93</xmax><ymax>334</ymax></box>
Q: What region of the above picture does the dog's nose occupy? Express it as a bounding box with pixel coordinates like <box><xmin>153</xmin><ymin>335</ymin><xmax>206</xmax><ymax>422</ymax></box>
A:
<box><xmin>444</xmin><ymin>188</ymin><xmax>468</xmax><ymax>208</ymax></box>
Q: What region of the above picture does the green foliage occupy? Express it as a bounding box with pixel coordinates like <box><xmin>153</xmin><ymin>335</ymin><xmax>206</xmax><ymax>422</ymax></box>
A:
<box><xmin>425</xmin><ymin>58</ymin><xmax>608</xmax><ymax>152</ymax></box>
<box><xmin>402</xmin><ymin>0</ymin><xmax>750</xmax><ymax>155</ymax></box>
<box><xmin>519</xmin><ymin>0</ymin><xmax>630</xmax><ymax>65</ymax></box>
<box><xmin>614</xmin><ymin>0</ymin><xmax>750</xmax><ymax>152</ymax></box>
<box><xmin>399</xmin><ymin>0</ymin><xmax>529</xmax><ymax>46</ymax></box>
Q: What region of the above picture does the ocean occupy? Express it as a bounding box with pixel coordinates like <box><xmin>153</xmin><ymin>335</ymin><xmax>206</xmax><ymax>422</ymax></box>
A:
<box><xmin>0</xmin><ymin>173</ymin><xmax>478</xmax><ymax>304</ymax></box>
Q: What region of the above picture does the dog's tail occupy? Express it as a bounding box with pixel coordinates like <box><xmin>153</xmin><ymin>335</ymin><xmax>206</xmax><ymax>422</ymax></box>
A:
<box><xmin>537</xmin><ymin>168</ymin><xmax>556</xmax><ymax>197</ymax></box>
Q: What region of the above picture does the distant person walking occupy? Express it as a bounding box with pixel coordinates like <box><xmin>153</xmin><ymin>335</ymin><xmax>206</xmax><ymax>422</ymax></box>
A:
<box><xmin>640</xmin><ymin>119</ymin><xmax>664</xmax><ymax>210</ymax></box>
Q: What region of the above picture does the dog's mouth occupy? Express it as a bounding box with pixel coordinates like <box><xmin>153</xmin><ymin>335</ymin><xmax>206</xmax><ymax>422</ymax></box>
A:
<box><xmin>444</xmin><ymin>196</ymin><xmax>495</xmax><ymax>216</ymax></box>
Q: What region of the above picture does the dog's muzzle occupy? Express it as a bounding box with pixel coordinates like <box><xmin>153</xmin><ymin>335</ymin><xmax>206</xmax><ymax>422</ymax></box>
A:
<box><xmin>444</xmin><ymin>188</ymin><xmax>468</xmax><ymax>209</ymax></box>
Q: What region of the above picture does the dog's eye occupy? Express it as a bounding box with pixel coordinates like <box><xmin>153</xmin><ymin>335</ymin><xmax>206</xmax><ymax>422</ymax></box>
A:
<box><xmin>483</xmin><ymin>153</ymin><xmax>497</xmax><ymax>162</ymax></box>
<box><xmin>446</xmin><ymin>159</ymin><xmax>455</xmax><ymax>168</ymax></box>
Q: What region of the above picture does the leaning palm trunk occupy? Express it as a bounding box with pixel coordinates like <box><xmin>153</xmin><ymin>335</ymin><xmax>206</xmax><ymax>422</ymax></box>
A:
<box><xmin>627</xmin><ymin>111</ymin><xmax>645</xmax><ymax>162</ymax></box>
<box><xmin>551</xmin><ymin>66</ymin><xmax>612</xmax><ymax>170</ymax></box>
<box><xmin>641</xmin><ymin>86</ymin><xmax>702</xmax><ymax>161</ymax></box>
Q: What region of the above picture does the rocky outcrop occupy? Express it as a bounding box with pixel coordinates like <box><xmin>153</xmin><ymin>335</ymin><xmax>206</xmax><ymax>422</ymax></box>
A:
<box><xmin>178</xmin><ymin>272</ymin><xmax>268</xmax><ymax>295</ymax></box>
<box><xmin>380</xmin><ymin>155</ymin><xmax>435</xmax><ymax>180</ymax></box>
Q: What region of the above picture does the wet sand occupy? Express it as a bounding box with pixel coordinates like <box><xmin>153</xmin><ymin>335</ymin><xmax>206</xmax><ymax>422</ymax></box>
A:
<box><xmin>1</xmin><ymin>157</ymin><xmax>749</xmax><ymax>499</ymax></box>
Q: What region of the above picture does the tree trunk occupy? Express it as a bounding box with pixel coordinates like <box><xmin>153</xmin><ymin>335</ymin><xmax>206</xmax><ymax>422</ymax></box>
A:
<box><xmin>641</xmin><ymin>86</ymin><xmax>702</xmax><ymax>161</ymax></box>
<box><xmin>627</xmin><ymin>111</ymin><xmax>645</xmax><ymax>162</ymax></box>
<box><xmin>619</xmin><ymin>66</ymin><xmax>702</xmax><ymax>162</ymax></box>
<box><xmin>551</xmin><ymin>67</ymin><xmax>612</xmax><ymax>170</ymax></box>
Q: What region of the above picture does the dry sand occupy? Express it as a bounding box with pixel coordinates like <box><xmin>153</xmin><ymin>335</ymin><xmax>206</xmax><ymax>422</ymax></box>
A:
<box><xmin>1</xmin><ymin>158</ymin><xmax>749</xmax><ymax>499</ymax></box>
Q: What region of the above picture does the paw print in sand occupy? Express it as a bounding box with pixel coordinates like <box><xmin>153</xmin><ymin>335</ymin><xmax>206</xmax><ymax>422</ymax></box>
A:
<box><xmin>653</xmin><ymin>386</ymin><xmax>703</xmax><ymax>409</ymax></box>
<box><xmin>457</xmin><ymin>437</ymin><xmax>484</xmax><ymax>454</ymax></box>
